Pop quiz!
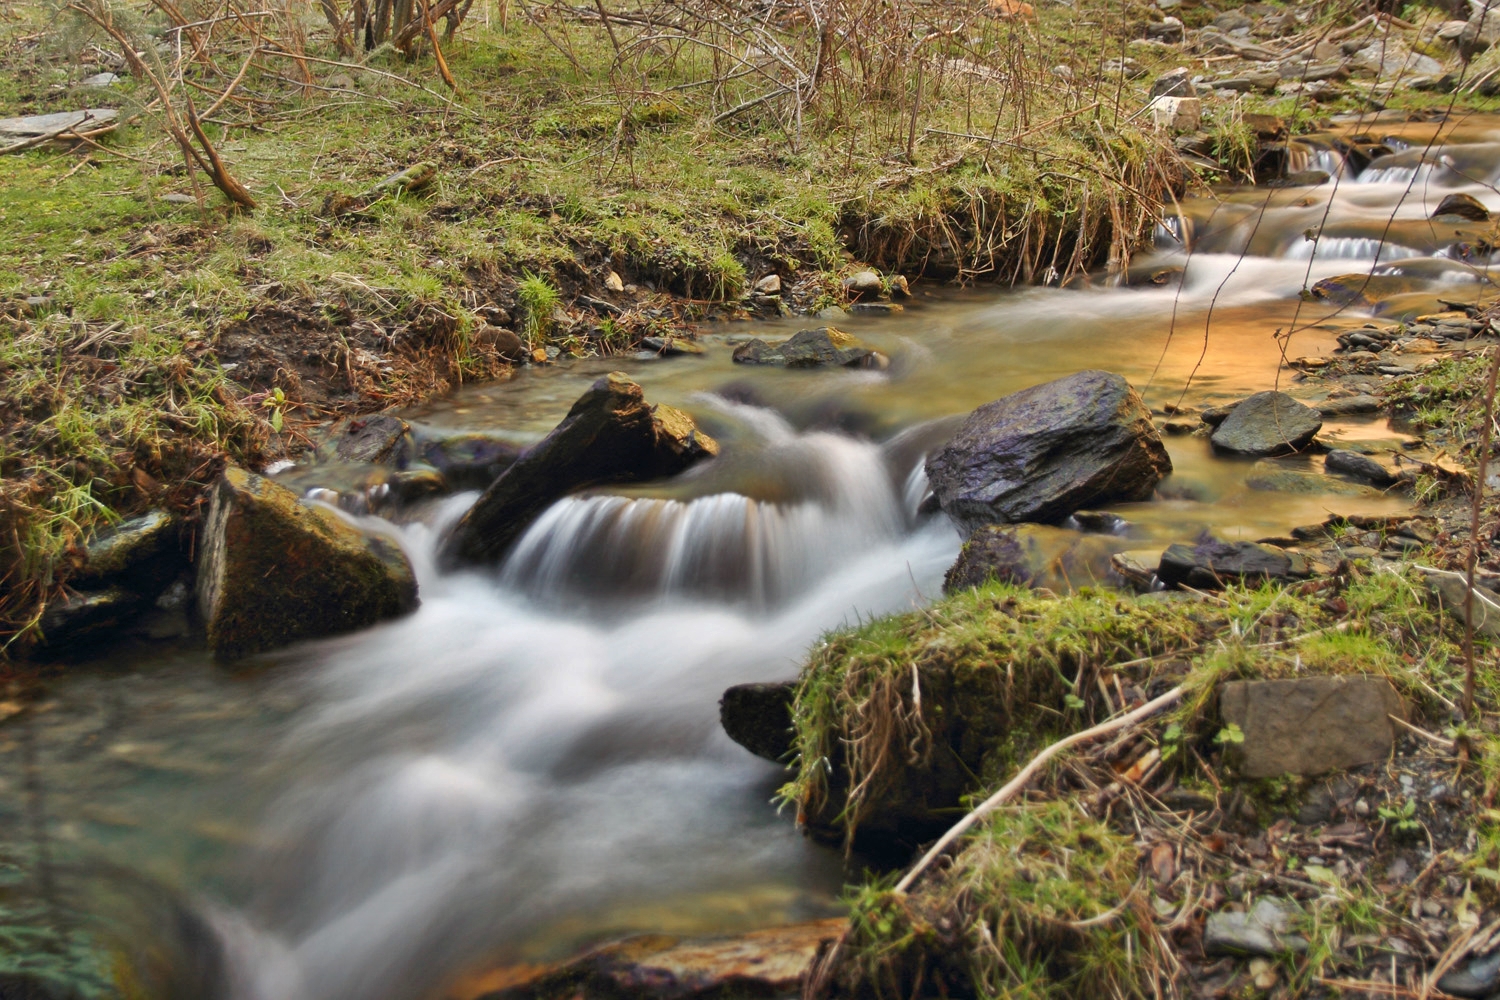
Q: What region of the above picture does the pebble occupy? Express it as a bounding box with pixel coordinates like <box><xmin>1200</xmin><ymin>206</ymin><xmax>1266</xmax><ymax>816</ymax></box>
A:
<box><xmin>753</xmin><ymin>273</ymin><xmax>781</xmax><ymax>295</ymax></box>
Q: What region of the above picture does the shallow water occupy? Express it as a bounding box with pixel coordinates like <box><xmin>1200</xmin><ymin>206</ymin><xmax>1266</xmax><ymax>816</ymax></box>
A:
<box><xmin>7</xmin><ymin>112</ymin><xmax>1500</xmax><ymax>1000</ymax></box>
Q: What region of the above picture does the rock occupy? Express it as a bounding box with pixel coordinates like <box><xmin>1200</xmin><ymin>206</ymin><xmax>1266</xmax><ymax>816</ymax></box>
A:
<box><xmin>1156</xmin><ymin>536</ymin><xmax>1310</xmax><ymax>589</ymax></box>
<box><xmin>1148</xmin><ymin>95</ymin><xmax>1201</xmax><ymax>132</ymax></box>
<box><xmin>814</xmin><ymin>306</ymin><xmax>847</xmax><ymax>321</ymax></box>
<box><xmin>719</xmin><ymin>682</ymin><xmax>795</xmax><ymax>763</ymax></box>
<box><xmin>1212</xmin><ymin>10</ymin><xmax>1251</xmax><ymax>31</ymax></box>
<box><xmin>0</xmin><ymin>108</ymin><xmax>118</xmax><ymax>140</ymax></box>
<box><xmin>39</xmin><ymin>588</ymin><xmax>149</xmax><ymax>650</ymax></box>
<box><xmin>79</xmin><ymin>72</ymin><xmax>119</xmax><ymax>88</ymax></box>
<box><xmin>1438</xmin><ymin>950</ymin><xmax>1500</xmax><ymax>998</ymax></box>
<box><xmin>1244</xmin><ymin>468</ymin><xmax>1383</xmax><ymax>497</ymax></box>
<box><xmin>604</xmin><ymin>270</ymin><xmax>625</xmax><ymax>292</ymax></box>
<box><xmin>1266</xmin><ymin>169</ymin><xmax>1329</xmax><ymax>187</ymax></box>
<box><xmin>753</xmin><ymin>273</ymin><xmax>781</xmax><ymax>295</ymax></box>
<box><xmin>1111</xmin><ymin>550</ymin><xmax>1162</xmax><ymax>590</ymax></box>
<box><xmin>943</xmin><ymin>524</ymin><xmax>1124</xmax><ymax>593</ymax></box>
<box><xmin>888</xmin><ymin>274</ymin><xmax>910</xmax><ymax>298</ymax></box>
<box><xmin>1144</xmin><ymin>17</ymin><xmax>1184</xmax><ymax>42</ymax></box>
<box><xmin>1219</xmin><ymin>676</ymin><xmax>1406</xmax><ymax>778</ymax></box>
<box><xmin>1421</xmin><ymin>570</ymin><xmax>1500</xmax><ymax>640</ymax></box>
<box><xmin>850</xmin><ymin>302</ymin><xmax>902</xmax><ymax>316</ymax></box>
<box><xmin>1200</xmin><ymin>402</ymin><xmax>1239</xmax><ymax>426</ymax></box>
<box><xmin>1315</xmin><ymin>394</ymin><xmax>1380</xmax><ymax>416</ymax></box>
<box><xmin>69</xmin><ymin>509</ymin><xmax>182</xmax><ymax>592</ymax></box>
<box><xmin>1204</xmin><ymin>898</ymin><xmax>1308</xmax><ymax>957</ymax></box>
<box><xmin>1148</xmin><ymin>66</ymin><xmax>1194</xmax><ymax>98</ymax></box>
<box><xmin>476</xmin><ymin>919</ymin><xmax>847</xmax><ymax>1000</ymax></box>
<box><xmin>195</xmin><ymin>467</ymin><xmax>419</xmax><ymax>660</ymax></box>
<box><xmin>926</xmin><ymin>371</ymin><xmax>1170</xmax><ymax>532</ymax></box>
<box><xmin>1210</xmin><ymin>391</ymin><xmax>1322</xmax><ymax>456</ymax></box>
<box><xmin>1325</xmin><ymin>449</ymin><xmax>1396</xmax><ymax>486</ymax></box>
<box><xmin>324</xmin><ymin>414</ymin><xmax>410</xmax><ymax>465</ymax></box>
<box><xmin>641</xmin><ymin>336</ymin><xmax>706</xmax><ymax>356</ymax></box>
<box><xmin>442</xmin><ymin>373</ymin><xmax>719</xmax><ymax>565</ymax></box>
<box><xmin>1433</xmin><ymin>193</ymin><xmax>1490</xmax><ymax>222</ymax></box>
<box><xmin>476</xmin><ymin>324</ymin><xmax>527</xmax><ymax>362</ymax></box>
<box><xmin>731</xmin><ymin>327</ymin><xmax>887</xmax><ymax>369</ymax></box>
<box><xmin>843</xmin><ymin>270</ymin><xmax>884</xmax><ymax>296</ymax></box>
<box><xmin>413</xmin><ymin>430</ymin><xmax>524</xmax><ymax>491</ymax></box>
<box><xmin>1213</xmin><ymin>70</ymin><xmax>1280</xmax><ymax>93</ymax></box>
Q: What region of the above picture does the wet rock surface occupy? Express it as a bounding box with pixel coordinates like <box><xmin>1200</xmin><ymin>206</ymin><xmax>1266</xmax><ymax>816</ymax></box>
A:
<box><xmin>1219</xmin><ymin>677</ymin><xmax>1406</xmax><ymax>778</ymax></box>
<box><xmin>925</xmin><ymin>370</ymin><xmax>1171</xmax><ymax>532</ymax></box>
<box><xmin>196</xmin><ymin>466</ymin><xmax>419</xmax><ymax>660</ymax></box>
<box><xmin>731</xmin><ymin>327</ymin><xmax>887</xmax><ymax>369</ymax></box>
<box><xmin>1210</xmin><ymin>391</ymin><xmax>1322</xmax><ymax>456</ymax></box>
<box><xmin>1157</xmin><ymin>536</ymin><xmax>1310</xmax><ymax>589</ymax></box>
<box><xmin>443</xmin><ymin>373</ymin><xmax>719</xmax><ymax>565</ymax></box>
<box><xmin>719</xmin><ymin>682</ymin><xmax>796</xmax><ymax>763</ymax></box>
<box><xmin>943</xmin><ymin>524</ymin><xmax>1124</xmax><ymax>593</ymax></box>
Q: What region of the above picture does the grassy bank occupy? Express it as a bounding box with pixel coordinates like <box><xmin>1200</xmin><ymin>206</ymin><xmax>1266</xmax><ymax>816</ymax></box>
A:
<box><xmin>0</xmin><ymin>0</ymin><xmax>1217</xmax><ymax>653</ymax></box>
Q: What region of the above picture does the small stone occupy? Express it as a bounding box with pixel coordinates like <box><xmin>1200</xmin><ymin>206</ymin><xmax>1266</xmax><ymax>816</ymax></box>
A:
<box><xmin>1433</xmin><ymin>193</ymin><xmax>1490</xmax><ymax>222</ymax></box>
<box><xmin>80</xmin><ymin>72</ymin><xmax>119</xmax><ymax>88</ymax></box>
<box><xmin>753</xmin><ymin>273</ymin><xmax>781</xmax><ymax>295</ymax></box>
<box><xmin>641</xmin><ymin>335</ymin><xmax>706</xmax><ymax>356</ymax></box>
<box><xmin>1145</xmin><ymin>18</ymin><xmax>1185</xmax><ymax>43</ymax></box>
<box><xmin>814</xmin><ymin>306</ymin><xmax>847</xmax><ymax>321</ymax></box>
<box><xmin>1326</xmin><ymin>449</ymin><xmax>1396</xmax><ymax>486</ymax></box>
<box><xmin>1148</xmin><ymin>66</ymin><xmax>1195</xmax><ymax>99</ymax></box>
<box><xmin>1204</xmin><ymin>898</ymin><xmax>1307</xmax><ymax>957</ymax></box>
<box><xmin>159</xmin><ymin>193</ymin><xmax>195</xmax><ymax>204</ymax></box>
<box><xmin>850</xmin><ymin>301</ymin><xmax>902</xmax><ymax>315</ymax></box>
<box><xmin>1219</xmin><ymin>677</ymin><xmax>1406</xmax><ymax>778</ymax></box>
<box><xmin>1210</xmin><ymin>391</ymin><xmax>1322</xmax><ymax>456</ymax></box>
<box><xmin>476</xmin><ymin>324</ymin><xmax>526</xmax><ymax>362</ymax></box>
<box><xmin>604</xmin><ymin>270</ymin><xmax>625</xmax><ymax>292</ymax></box>
<box><xmin>1316</xmin><ymin>394</ymin><xmax>1381</xmax><ymax>416</ymax></box>
<box><xmin>1438</xmin><ymin>950</ymin><xmax>1500</xmax><ymax>998</ymax></box>
<box><xmin>1158</xmin><ymin>536</ymin><xmax>1310</xmax><ymax>589</ymax></box>
<box><xmin>843</xmin><ymin>270</ymin><xmax>883</xmax><ymax>296</ymax></box>
<box><xmin>888</xmin><ymin>274</ymin><xmax>910</xmax><ymax>298</ymax></box>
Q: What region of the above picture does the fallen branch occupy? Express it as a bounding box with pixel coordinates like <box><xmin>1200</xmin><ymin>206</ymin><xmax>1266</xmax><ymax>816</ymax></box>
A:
<box><xmin>895</xmin><ymin>683</ymin><xmax>1187</xmax><ymax>894</ymax></box>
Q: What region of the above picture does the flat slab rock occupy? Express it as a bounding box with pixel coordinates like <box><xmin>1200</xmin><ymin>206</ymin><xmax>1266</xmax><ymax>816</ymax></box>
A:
<box><xmin>1211</xmin><ymin>391</ymin><xmax>1322</xmax><ymax>456</ymax></box>
<box><xmin>1157</xmin><ymin>536</ymin><xmax>1310</xmax><ymax>589</ymax></box>
<box><xmin>1204</xmin><ymin>898</ymin><xmax>1307</xmax><ymax>957</ymax></box>
<box><xmin>0</xmin><ymin>108</ymin><xmax>118</xmax><ymax>138</ymax></box>
<box><xmin>1219</xmin><ymin>676</ymin><xmax>1406</xmax><ymax>778</ymax></box>
<box><xmin>464</xmin><ymin>919</ymin><xmax>847</xmax><ymax>1000</ymax></box>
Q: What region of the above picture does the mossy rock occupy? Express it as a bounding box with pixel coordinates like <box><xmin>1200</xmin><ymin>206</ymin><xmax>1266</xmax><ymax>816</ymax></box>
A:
<box><xmin>195</xmin><ymin>466</ymin><xmax>418</xmax><ymax>660</ymax></box>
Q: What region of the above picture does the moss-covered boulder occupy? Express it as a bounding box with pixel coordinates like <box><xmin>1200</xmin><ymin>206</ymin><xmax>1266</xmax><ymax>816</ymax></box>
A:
<box><xmin>196</xmin><ymin>466</ymin><xmax>418</xmax><ymax>660</ymax></box>
<box><xmin>442</xmin><ymin>373</ymin><xmax>719</xmax><ymax>566</ymax></box>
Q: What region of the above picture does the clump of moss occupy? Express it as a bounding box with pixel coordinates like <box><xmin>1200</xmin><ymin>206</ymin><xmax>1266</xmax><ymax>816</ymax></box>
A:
<box><xmin>837</xmin><ymin>801</ymin><xmax>1158</xmax><ymax>1000</ymax></box>
<box><xmin>516</xmin><ymin>272</ymin><xmax>561</xmax><ymax>348</ymax></box>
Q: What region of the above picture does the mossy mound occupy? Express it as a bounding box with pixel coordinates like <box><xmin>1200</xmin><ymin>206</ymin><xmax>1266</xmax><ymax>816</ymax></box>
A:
<box><xmin>196</xmin><ymin>466</ymin><xmax>418</xmax><ymax>660</ymax></box>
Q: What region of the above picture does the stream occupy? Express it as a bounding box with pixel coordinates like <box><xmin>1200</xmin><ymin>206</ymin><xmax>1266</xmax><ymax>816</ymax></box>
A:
<box><xmin>5</xmin><ymin>111</ymin><xmax>1499</xmax><ymax>1000</ymax></box>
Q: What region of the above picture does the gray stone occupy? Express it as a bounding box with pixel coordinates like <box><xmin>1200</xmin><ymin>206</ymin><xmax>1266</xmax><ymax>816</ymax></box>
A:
<box><xmin>1204</xmin><ymin>898</ymin><xmax>1308</xmax><ymax>957</ymax></box>
<box><xmin>1325</xmin><ymin>449</ymin><xmax>1396</xmax><ymax>486</ymax></box>
<box><xmin>1200</xmin><ymin>402</ymin><xmax>1239</xmax><ymax>426</ymax></box>
<box><xmin>753</xmin><ymin>273</ymin><xmax>781</xmax><ymax>295</ymax></box>
<box><xmin>943</xmin><ymin>524</ymin><xmax>1123</xmax><ymax>593</ymax></box>
<box><xmin>642</xmin><ymin>335</ymin><xmax>706</xmax><ymax>356</ymax></box>
<box><xmin>324</xmin><ymin>414</ymin><xmax>410</xmax><ymax>465</ymax></box>
<box><xmin>1244</xmin><ymin>467</ymin><xmax>1383</xmax><ymax>497</ymax></box>
<box><xmin>0</xmin><ymin>108</ymin><xmax>118</xmax><ymax>140</ymax></box>
<box><xmin>1145</xmin><ymin>18</ymin><xmax>1184</xmax><ymax>43</ymax></box>
<box><xmin>1438</xmin><ymin>950</ymin><xmax>1500</xmax><ymax>998</ymax></box>
<box><xmin>1211</xmin><ymin>391</ymin><xmax>1322</xmax><ymax>456</ymax></box>
<box><xmin>1421</xmin><ymin>570</ymin><xmax>1500</xmax><ymax>640</ymax></box>
<box><xmin>720</xmin><ymin>682</ymin><xmax>796</xmax><ymax>763</ymax></box>
<box><xmin>1157</xmin><ymin>536</ymin><xmax>1310</xmax><ymax>589</ymax></box>
<box><xmin>1219</xmin><ymin>676</ymin><xmax>1406</xmax><ymax>778</ymax></box>
<box><xmin>70</xmin><ymin>509</ymin><xmax>182</xmax><ymax>592</ymax></box>
<box><xmin>925</xmin><ymin>370</ymin><xmax>1171</xmax><ymax>531</ymax></box>
<box><xmin>1148</xmin><ymin>66</ymin><xmax>1194</xmax><ymax>99</ymax></box>
<box><xmin>843</xmin><ymin>270</ymin><xmax>883</xmax><ymax>296</ymax></box>
<box><xmin>80</xmin><ymin>72</ymin><xmax>119</xmax><ymax>88</ymax></box>
<box><xmin>1315</xmin><ymin>394</ymin><xmax>1381</xmax><ymax>416</ymax></box>
<box><xmin>732</xmin><ymin>327</ymin><xmax>887</xmax><ymax>369</ymax></box>
<box><xmin>412</xmin><ymin>429</ymin><xmax>524</xmax><ymax>490</ymax></box>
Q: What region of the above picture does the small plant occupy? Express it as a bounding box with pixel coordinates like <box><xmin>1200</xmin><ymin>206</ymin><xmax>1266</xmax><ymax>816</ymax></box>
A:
<box><xmin>516</xmin><ymin>273</ymin><xmax>561</xmax><ymax>347</ymax></box>
<box><xmin>1378</xmin><ymin>798</ymin><xmax>1420</xmax><ymax>836</ymax></box>
<box><xmin>261</xmin><ymin>386</ymin><xmax>288</xmax><ymax>433</ymax></box>
<box><xmin>1214</xmin><ymin>722</ymin><xmax>1245</xmax><ymax>746</ymax></box>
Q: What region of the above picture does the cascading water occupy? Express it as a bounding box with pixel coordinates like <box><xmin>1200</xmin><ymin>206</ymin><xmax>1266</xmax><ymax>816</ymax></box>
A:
<box><xmin>16</xmin><ymin>113</ymin><xmax>1500</xmax><ymax>1000</ymax></box>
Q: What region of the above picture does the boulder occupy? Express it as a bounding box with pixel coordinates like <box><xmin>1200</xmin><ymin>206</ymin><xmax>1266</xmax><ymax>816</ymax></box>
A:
<box><xmin>471</xmin><ymin>919</ymin><xmax>847</xmax><ymax>1000</ymax></box>
<box><xmin>1210</xmin><ymin>391</ymin><xmax>1322</xmax><ymax>456</ymax></box>
<box><xmin>442</xmin><ymin>373</ymin><xmax>719</xmax><ymax>565</ymax></box>
<box><xmin>925</xmin><ymin>370</ymin><xmax>1171</xmax><ymax>532</ymax></box>
<box><xmin>196</xmin><ymin>466</ymin><xmax>418</xmax><ymax>660</ymax></box>
<box><xmin>1325</xmin><ymin>449</ymin><xmax>1396</xmax><ymax>486</ymax></box>
<box><xmin>719</xmin><ymin>682</ymin><xmax>796</xmax><ymax>763</ymax></box>
<box><xmin>1433</xmin><ymin>193</ymin><xmax>1490</xmax><ymax>222</ymax></box>
<box><xmin>1157</xmin><ymin>536</ymin><xmax>1310</xmax><ymax>589</ymax></box>
<box><xmin>731</xmin><ymin>327</ymin><xmax>887</xmax><ymax>369</ymax></box>
<box><xmin>1218</xmin><ymin>676</ymin><xmax>1406</xmax><ymax>778</ymax></box>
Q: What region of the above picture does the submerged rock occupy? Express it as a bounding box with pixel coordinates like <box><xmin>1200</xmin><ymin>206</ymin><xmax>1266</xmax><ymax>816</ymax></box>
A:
<box><xmin>443</xmin><ymin>373</ymin><xmax>719</xmax><ymax>565</ymax></box>
<box><xmin>196</xmin><ymin>466</ymin><xmax>418</xmax><ymax>660</ymax></box>
<box><xmin>719</xmin><ymin>681</ymin><xmax>796</xmax><ymax>763</ymax></box>
<box><xmin>1245</xmin><ymin>466</ymin><xmax>1383</xmax><ymax>497</ymax></box>
<box><xmin>324</xmin><ymin>414</ymin><xmax>410</xmax><ymax>465</ymax></box>
<box><xmin>1325</xmin><ymin>449</ymin><xmax>1396</xmax><ymax>486</ymax></box>
<box><xmin>731</xmin><ymin>327</ymin><xmax>887</xmax><ymax>369</ymax></box>
<box><xmin>1157</xmin><ymin>535</ymin><xmax>1310</xmax><ymax>589</ymax></box>
<box><xmin>1210</xmin><ymin>391</ymin><xmax>1322</xmax><ymax>456</ymax></box>
<box><xmin>413</xmin><ymin>428</ymin><xmax>525</xmax><ymax>491</ymax></box>
<box><xmin>925</xmin><ymin>370</ymin><xmax>1171</xmax><ymax>532</ymax></box>
<box><xmin>1219</xmin><ymin>677</ymin><xmax>1405</xmax><ymax>778</ymax></box>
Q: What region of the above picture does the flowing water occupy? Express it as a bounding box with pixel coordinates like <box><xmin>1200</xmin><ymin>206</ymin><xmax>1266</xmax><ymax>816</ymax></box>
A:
<box><xmin>7</xmin><ymin>111</ymin><xmax>1500</xmax><ymax>1000</ymax></box>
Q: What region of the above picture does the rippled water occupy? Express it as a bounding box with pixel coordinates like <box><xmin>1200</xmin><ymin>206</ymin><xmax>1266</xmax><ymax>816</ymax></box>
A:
<box><xmin>6</xmin><ymin>112</ymin><xmax>1498</xmax><ymax>1000</ymax></box>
